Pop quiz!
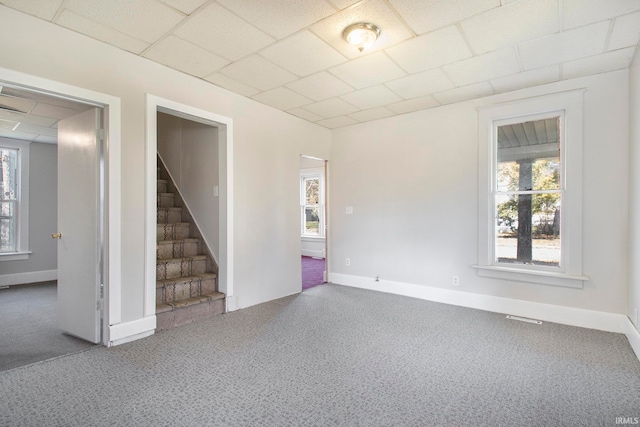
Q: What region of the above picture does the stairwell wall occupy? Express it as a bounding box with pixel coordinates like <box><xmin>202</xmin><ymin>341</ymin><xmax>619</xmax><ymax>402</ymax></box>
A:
<box><xmin>157</xmin><ymin>112</ymin><xmax>220</xmax><ymax>261</ymax></box>
<box><xmin>0</xmin><ymin>7</ymin><xmax>331</xmax><ymax>329</ymax></box>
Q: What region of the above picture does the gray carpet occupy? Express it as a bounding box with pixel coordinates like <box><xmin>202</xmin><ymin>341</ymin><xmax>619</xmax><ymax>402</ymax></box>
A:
<box><xmin>0</xmin><ymin>281</ymin><xmax>95</xmax><ymax>372</ymax></box>
<box><xmin>1</xmin><ymin>284</ymin><xmax>639</xmax><ymax>426</ymax></box>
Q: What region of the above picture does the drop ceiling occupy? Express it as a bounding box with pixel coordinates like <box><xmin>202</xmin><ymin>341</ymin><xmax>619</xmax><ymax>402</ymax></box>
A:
<box><xmin>1</xmin><ymin>0</ymin><xmax>639</xmax><ymax>131</ymax></box>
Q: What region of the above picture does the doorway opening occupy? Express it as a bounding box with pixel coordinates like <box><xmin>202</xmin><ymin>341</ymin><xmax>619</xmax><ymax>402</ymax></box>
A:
<box><xmin>0</xmin><ymin>76</ymin><xmax>118</xmax><ymax>367</ymax></box>
<box><xmin>300</xmin><ymin>155</ymin><xmax>327</xmax><ymax>291</ymax></box>
<box><xmin>145</xmin><ymin>95</ymin><xmax>235</xmax><ymax>322</ymax></box>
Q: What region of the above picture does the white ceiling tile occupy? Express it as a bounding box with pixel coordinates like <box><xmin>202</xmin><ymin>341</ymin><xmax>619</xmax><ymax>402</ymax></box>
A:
<box><xmin>348</xmin><ymin>107</ymin><xmax>394</xmax><ymax>122</ymax></box>
<box><xmin>219</xmin><ymin>55</ymin><xmax>297</xmax><ymax>91</ymax></box>
<box><xmin>0</xmin><ymin>0</ymin><xmax>63</xmax><ymax>20</ymax></box>
<box><xmin>461</xmin><ymin>0</ymin><xmax>559</xmax><ymax>54</ymax></box>
<box><xmin>1</xmin><ymin>87</ymin><xmax>89</xmax><ymax>110</ymax></box>
<box><xmin>311</xmin><ymin>0</ymin><xmax>413</xmax><ymax>59</ymax></box>
<box><xmin>203</xmin><ymin>73</ymin><xmax>260</xmax><ymax>97</ymax></box>
<box><xmin>387</xmin><ymin>95</ymin><xmax>440</xmax><ymax>114</ymax></box>
<box><xmin>389</xmin><ymin>0</ymin><xmax>501</xmax><ymax>34</ymax></box>
<box><xmin>0</xmin><ymin>119</ymin><xmax>19</xmax><ymax>130</ymax></box>
<box><xmin>340</xmin><ymin>85</ymin><xmax>402</xmax><ymax>109</ymax></box>
<box><xmin>64</xmin><ymin>0</ymin><xmax>185</xmax><ymax>43</ymax></box>
<box><xmin>287</xmin><ymin>108</ymin><xmax>324</xmax><ymax>122</ymax></box>
<box><xmin>491</xmin><ymin>65</ymin><xmax>560</xmax><ymax>93</ymax></box>
<box><xmin>327</xmin><ymin>0</ymin><xmax>360</xmax><ymax>9</ymax></box>
<box><xmin>30</xmin><ymin>103</ymin><xmax>85</xmax><ymax>120</ymax></box>
<box><xmin>286</xmin><ymin>72</ymin><xmax>354</xmax><ymax>101</ymax></box>
<box><xmin>562</xmin><ymin>0</ymin><xmax>640</xmax><ymax>30</ymax></box>
<box><xmin>14</xmin><ymin>123</ymin><xmax>57</xmax><ymax>137</ymax></box>
<box><xmin>609</xmin><ymin>11</ymin><xmax>640</xmax><ymax>51</ymax></box>
<box><xmin>518</xmin><ymin>21</ymin><xmax>609</xmax><ymax>70</ymax></box>
<box><xmin>157</xmin><ymin>0</ymin><xmax>208</xmax><ymax>15</ymax></box>
<box><xmin>316</xmin><ymin>116</ymin><xmax>359</xmax><ymax>129</ymax></box>
<box><xmin>386</xmin><ymin>69</ymin><xmax>454</xmax><ymax>99</ymax></box>
<box><xmin>252</xmin><ymin>87</ymin><xmax>312</xmax><ymax>111</ymax></box>
<box><xmin>329</xmin><ymin>52</ymin><xmax>406</xmax><ymax>89</ymax></box>
<box><xmin>260</xmin><ymin>31</ymin><xmax>347</xmax><ymax>77</ymax></box>
<box><xmin>56</xmin><ymin>10</ymin><xmax>149</xmax><ymax>54</ymax></box>
<box><xmin>174</xmin><ymin>2</ymin><xmax>274</xmax><ymax>61</ymax></box>
<box><xmin>432</xmin><ymin>82</ymin><xmax>494</xmax><ymax>105</ymax></box>
<box><xmin>385</xmin><ymin>26</ymin><xmax>472</xmax><ymax>74</ymax></box>
<box><xmin>0</xmin><ymin>129</ymin><xmax>38</xmax><ymax>141</ymax></box>
<box><xmin>0</xmin><ymin>110</ymin><xmax>55</xmax><ymax>127</ymax></box>
<box><xmin>562</xmin><ymin>47</ymin><xmax>636</xmax><ymax>80</ymax></box>
<box><xmin>443</xmin><ymin>47</ymin><xmax>521</xmax><ymax>86</ymax></box>
<box><xmin>143</xmin><ymin>35</ymin><xmax>229</xmax><ymax>77</ymax></box>
<box><xmin>217</xmin><ymin>0</ymin><xmax>336</xmax><ymax>39</ymax></box>
<box><xmin>0</xmin><ymin>95</ymin><xmax>35</xmax><ymax>113</ymax></box>
<box><xmin>303</xmin><ymin>98</ymin><xmax>358</xmax><ymax>118</ymax></box>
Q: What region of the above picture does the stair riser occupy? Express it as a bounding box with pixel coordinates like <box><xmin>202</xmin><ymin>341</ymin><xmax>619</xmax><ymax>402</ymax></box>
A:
<box><xmin>157</xmin><ymin>258</ymin><xmax>207</xmax><ymax>280</ymax></box>
<box><xmin>156</xmin><ymin>276</ymin><xmax>216</xmax><ymax>304</ymax></box>
<box><xmin>157</xmin><ymin>241</ymin><xmax>200</xmax><ymax>260</ymax></box>
<box><xmin>157</xmin><ymin>224</ymin><xmax>190</xmax><ymax>241</ymax></box>
<box><xmin>157</xmin><ymin>209</ymin><xmax>182</xmax><ymax>224</ymax></box>
<box><xmin>157</xmin><ymin>181</ymin><xmax>167</xmax><ymax>193</ymax></box>
<box><xmin>157</xmin><ymin>193</ymin><xmax>175</xmax><ymax>208</ymax></box>
<box><xmin>156</xmin><ymin>298</ymin><xmax>224</xmax><ymax>331</ymax></box>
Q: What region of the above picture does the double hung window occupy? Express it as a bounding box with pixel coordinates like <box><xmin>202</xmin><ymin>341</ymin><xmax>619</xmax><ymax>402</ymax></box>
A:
<box><xmin>301</xmin><ymin>174</ymin><xmax>324</xmax><ymax>237</ymax></box>
<box><xmin>0</xmin><ymin>139</ymin><xmax>30</xmax><ymax>260</ymax></box>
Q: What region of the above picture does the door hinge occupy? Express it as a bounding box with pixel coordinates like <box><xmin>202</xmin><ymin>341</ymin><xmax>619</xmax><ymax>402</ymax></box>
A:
<box><xmin>97</xmin><ymin>128</ymin><xmax>105</xmax><ymax>141</ymax></box>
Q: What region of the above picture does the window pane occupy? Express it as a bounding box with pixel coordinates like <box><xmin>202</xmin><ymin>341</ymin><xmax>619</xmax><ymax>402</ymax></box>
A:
<box><xmin>496</xmin><ymin>194</ymin><xmax>560</xmax><ymax>266</ymax></box>
<box><xmin>0</xmin><ymin>148</ymin><xmax>18</xmax><ymax>201</ymax></box>
<box><xmin>305</xmin><ymin>178</ymin><xmax>319</xmax><ymax>205</ymax></box>
<box><xmin>497</xmin><ymin>117</ymin><xmax>560</xmax><ymax>192</ymax></box>
<box><xmin>0</xmin><ymin>201</ymin><xmax>15</xmax><ymax>252</ymax></box>
<box><xmin>304</xmin><ymin>207</ymin><xmax>319</xmax><ymax>235</ymax></box>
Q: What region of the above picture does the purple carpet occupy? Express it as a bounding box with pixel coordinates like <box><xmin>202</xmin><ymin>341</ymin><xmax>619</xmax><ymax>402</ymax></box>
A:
<box><xmin>302</xmin><ymin>256</ymin><xmax>325</xmax><ymax>290</ymax></box>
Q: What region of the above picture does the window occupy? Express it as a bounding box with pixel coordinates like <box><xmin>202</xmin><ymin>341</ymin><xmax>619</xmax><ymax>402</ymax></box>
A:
<box><xmin>0</xmin><ymin>139</ymin><xmax>30</xmax><ymax>260</ymax></box>
<box><xmin>474</xmin><ymin>91</ymin><xmax>587</xmax><ymax>288</ymax></box>
<box><xmin>301</xmin><ymin>173</ymin><xmax>324</xmax><ymax>237</ymax></box>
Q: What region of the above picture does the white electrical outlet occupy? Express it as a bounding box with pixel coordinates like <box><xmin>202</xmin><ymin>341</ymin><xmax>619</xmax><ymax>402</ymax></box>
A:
<box><xmin>345</xmin><ymin>258</ymin><xmax>351</xmax><ymax>267</ymax></box>
<box><xmin>452</xmin><ymin>276</ymin><xmax>460</xmax><ymax>286</ymax></box>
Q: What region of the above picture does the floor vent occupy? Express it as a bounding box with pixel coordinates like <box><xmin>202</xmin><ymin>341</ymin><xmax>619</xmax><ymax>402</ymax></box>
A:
<box><xmin>506</xmin><ymin>315</ymin><xmax>543</xmax><ymax>325</ymax></box>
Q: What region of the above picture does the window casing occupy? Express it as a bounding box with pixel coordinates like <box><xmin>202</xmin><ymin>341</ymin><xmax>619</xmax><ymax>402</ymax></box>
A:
<box><xmin>301</xmin><ymin>173</ymin><xmax>324</xmax><ymax>238</ymax></box>
<box><xmin>474</xmin><ymin>91</ymin><xmax>587</xmax><ymax>288</ymax></box>
<box><xmin>0</xmin><ymin>139</ymin><xmax>30</xmax><ymax>261</ymax></box>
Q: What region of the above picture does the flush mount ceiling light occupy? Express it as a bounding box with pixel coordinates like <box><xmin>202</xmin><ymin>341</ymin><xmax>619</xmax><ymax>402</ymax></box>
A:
<box><xmin>343</xmin><ymin>22</ymin><xmax>380</xmax><ymax>52</ymax></box>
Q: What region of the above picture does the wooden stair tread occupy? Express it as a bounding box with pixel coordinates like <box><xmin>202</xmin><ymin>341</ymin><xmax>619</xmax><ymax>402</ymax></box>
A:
<box><xmin>156</xmin><ymin>255</ymin><xmax>207</xmax><ymax>263</ymax></box>
<box><xmin>157</xmin><ymin>206</ymin><xmax>182</xmax><ymax>211</ymax></box>
<box><xmin>157</xmin><ymin>238</ymin><xmax>199</xmax><ymax>244</ymax></box>
<box><xmin>156</xmin><ymin>273</ymin><xmax>218</xmax><ymax>288</ymax></box>
<box><xmin>157</xmin><ymin>292</ymin><xmax>225</xmax><ymax>310</ymax></box>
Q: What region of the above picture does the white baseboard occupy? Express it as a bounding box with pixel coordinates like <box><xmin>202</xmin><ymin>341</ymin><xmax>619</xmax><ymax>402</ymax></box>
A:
<box><xmin>108</xmin><ymin>316</ymin><xmax>156</xmax><ymax>346</ymax></box>
<box><xmin>329</xmin><ymin>273</ymin><xmax>628</xmax><ymax>334</ymax></box>
<box><xmin>0</xmin><ymin>269</ymin><xmax>57</xmax><ymax>286</ymax></box>
<box><xmin>625</xmin><ymin>318</ymin><xmax>640</xmax><ymax>361</ymax></box>
<box><xmin>301</xmin><ymin>249</ymin><xmax>325</xmax><ymax>258</ymax></box>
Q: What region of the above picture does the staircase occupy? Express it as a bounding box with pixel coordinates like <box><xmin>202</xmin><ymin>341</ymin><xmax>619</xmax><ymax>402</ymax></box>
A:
<box><xmin>155</xmin><ymin>159</ymin><xmax>225</xmax><ymax>330</ymax></box>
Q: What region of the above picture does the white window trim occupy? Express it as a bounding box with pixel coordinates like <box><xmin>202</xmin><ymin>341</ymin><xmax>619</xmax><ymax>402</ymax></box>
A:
<box><xmin>473</xmin><ymin>90</ymin><xmax>588</xmax><ymax>288</ymax></box>
<box><xmin>301</xmin><ymin>169</ymin><xmax>325</xmax><ymax>238</ymax></box>
<box><xmin>0</xmin><ymin>138</ymin><xmax>30</xmax><ymax>261</ymax></box>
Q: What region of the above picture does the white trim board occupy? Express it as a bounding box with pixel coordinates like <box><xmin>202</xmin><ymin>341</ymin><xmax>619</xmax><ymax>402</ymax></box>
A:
<box><xmin>330</xmin><ymin>272</ymin><xmax>630</xmax><ymax>335</ymax></box>
<box><xmin>0</xmin><ymin>270</ymin><xmax>57</xmax><ymax>286</ymax></box>
<box><xmin>108</xmin><ymin>316</ymin><xmax>156</xmax><ymax>346</ymax></box>
<box><xmin>626</xmin><ymin>319</ymin><xmax>640</xmax><ymax>362</ymax></box>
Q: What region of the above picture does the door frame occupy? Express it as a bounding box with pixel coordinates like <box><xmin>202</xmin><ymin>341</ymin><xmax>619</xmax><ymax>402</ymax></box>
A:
<box><xmin>0</xmin><ymin>66</ymin><xmax>122</xmax><ymax>345</ymax></box>
<box><xmin>144</xmin><ymin>94</ymin><xmax>235</xmax><ymax>317</ymax></box>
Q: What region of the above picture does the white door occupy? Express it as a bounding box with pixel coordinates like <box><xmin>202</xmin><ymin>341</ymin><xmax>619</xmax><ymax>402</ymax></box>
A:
<box><xmin>56</xmin><ymin>108</ymin><xmax>102</xmax><ymax>344</ymax></box>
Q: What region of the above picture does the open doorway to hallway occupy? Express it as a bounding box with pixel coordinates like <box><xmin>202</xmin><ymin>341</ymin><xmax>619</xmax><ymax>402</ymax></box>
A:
<box><xmin>300</xmin><ymin>155</ymin><xmax>327</xmax><ymax>291</ymax></box>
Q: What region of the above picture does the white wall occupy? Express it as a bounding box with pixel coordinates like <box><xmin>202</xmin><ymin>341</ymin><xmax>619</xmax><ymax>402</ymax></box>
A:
<box><xmin>629</xmin><ymin>52</ymin><xmax>640</xmax><ymax>330</ymax></box>
<box><xmin>0</xmin><ymin>7</ymin><xmax>331</xmax><ymax>323</ymax></box>
<box><xmin>157</xmin><ymin>112</ymin><xmax>220</xmax><ymax>259</ymax></box>
<box><xmin>330</xmin><ymin>70</ymin><xmax>629</xmax><ymax>315</ymax></box>
<box><xmin>0</xmin><ymin>141</ymin><xmax>57</xmax><ymax>281</ymax></box>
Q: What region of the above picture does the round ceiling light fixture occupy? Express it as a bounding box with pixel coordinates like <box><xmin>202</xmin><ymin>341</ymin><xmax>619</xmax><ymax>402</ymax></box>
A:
<box><xmin>342</xmin><ymin>22</ymin><xmax>381</xmax><ymax>52</ymax></box>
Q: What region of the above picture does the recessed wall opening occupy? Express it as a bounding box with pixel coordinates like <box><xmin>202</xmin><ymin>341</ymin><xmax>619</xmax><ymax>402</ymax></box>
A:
<box><xmin>300</xmin><ymin>155</ymin><xmax>327</xmax><ymax>291</ymax></box>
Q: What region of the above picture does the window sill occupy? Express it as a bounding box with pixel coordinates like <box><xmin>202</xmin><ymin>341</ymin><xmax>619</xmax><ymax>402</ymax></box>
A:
<box><xmin>0</xmin><ymin>251</ymin><xmax>32</xmax><ymax>261</ymax></box>
<box><xmin>472</xmin><ymin>264</ymin><xmax>588</xmax><ymax>289</ymax></box>
<box><xmin>301</xmin><ymin>235</ymin><xmax>325</xmax><ymax>241</ymax></box>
